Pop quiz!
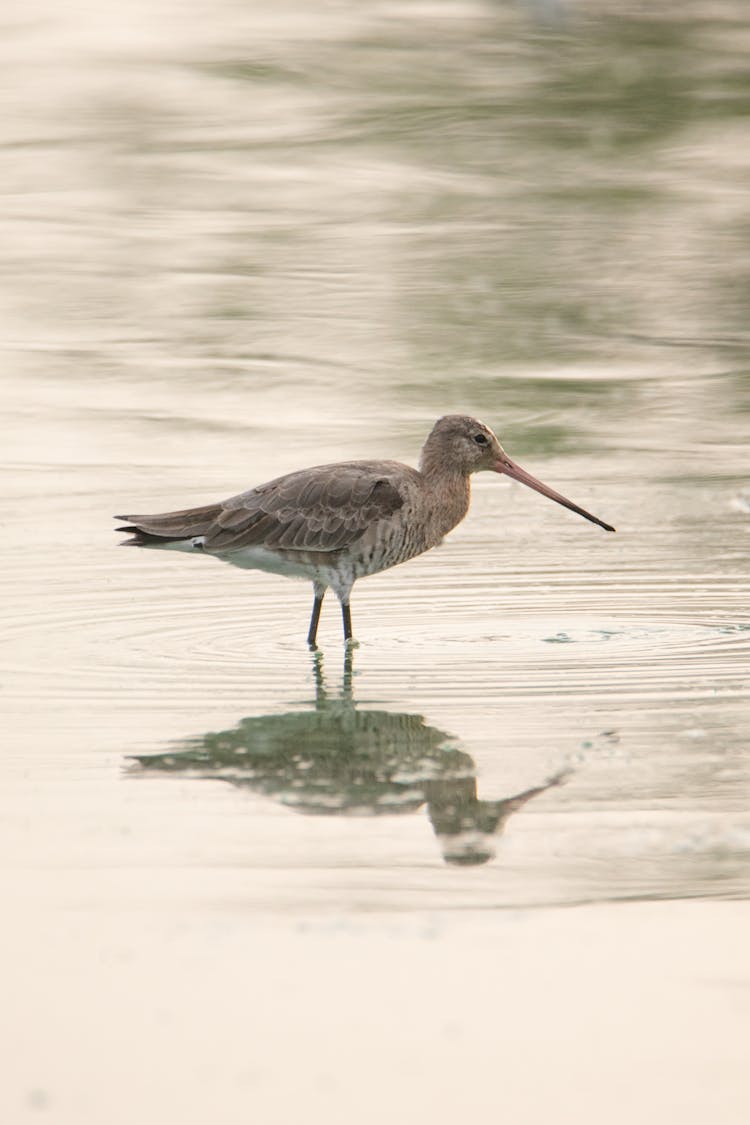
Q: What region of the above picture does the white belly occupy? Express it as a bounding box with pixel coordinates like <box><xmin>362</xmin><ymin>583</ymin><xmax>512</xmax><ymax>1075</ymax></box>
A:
<box><xmin>218</xmin><ymin>544</ymin><xmax>357</xmax><ymax>601</ymax></box>
<box><xmin>166</xmin><ymin>518</ymin><xmax>431</xmax><ymax>603</ymax></box>
<box><xmin>218</xmin><ymin>545</ymin><xmax>320</xmax><ymax>581</ymax></box>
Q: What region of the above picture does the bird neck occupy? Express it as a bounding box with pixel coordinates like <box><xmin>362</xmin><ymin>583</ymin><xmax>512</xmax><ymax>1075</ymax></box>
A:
<box><xmin>419</xmin><ymin>462</ymin><xmax>471</xmax><ymax>536</ymax></box>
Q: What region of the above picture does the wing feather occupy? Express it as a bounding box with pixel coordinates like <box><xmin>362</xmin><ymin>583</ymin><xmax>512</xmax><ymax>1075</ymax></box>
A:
<box><xmin>207</xmin><ymin>463</ymin><xmax>406</xmax><ymax>553</ymax></box>
<box><xmin>117</xmin><ymin>462</ymin><xmax>409</xmax><ymax>554</ymax></box>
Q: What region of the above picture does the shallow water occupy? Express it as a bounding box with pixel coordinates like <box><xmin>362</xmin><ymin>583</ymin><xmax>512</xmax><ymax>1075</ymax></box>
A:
<box><xmin>2</xmin><ymin>2</ymin><xmax>749</xmax><ymax>1122</ymax></box>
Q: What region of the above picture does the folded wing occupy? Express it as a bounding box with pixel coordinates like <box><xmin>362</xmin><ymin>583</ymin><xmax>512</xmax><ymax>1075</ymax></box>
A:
<box><xmin>116</xmin><ymin>461</ymin><xmax>407</xmax><ymax>554</ymax></box>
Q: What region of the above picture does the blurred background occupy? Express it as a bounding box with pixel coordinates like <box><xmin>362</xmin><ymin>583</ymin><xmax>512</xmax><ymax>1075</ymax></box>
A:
<box><xmin>2</xmin><ymin>2</ymin><xmax>749</xmax><ymax>1123</ymax></box>
<box><xmin>4</xmin><ymin>0</ymin><xmax>750</xmax><ymax>436</ymax></box>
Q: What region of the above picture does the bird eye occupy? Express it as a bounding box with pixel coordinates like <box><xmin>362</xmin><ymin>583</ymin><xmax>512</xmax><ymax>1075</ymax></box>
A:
<box><xmin>473</xmin><ymin>433</ymin><xmax>488</xmax><ymax>445</ymax></box>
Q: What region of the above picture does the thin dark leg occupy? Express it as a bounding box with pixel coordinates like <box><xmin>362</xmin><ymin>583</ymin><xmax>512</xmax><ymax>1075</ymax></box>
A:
<box><xmin>307</xmin><ymin>587</ymin><xmax>325</xmax><ymax>648</ymax></box>
<box><xmin>341</xmin><ymin>602</ymin><xmax>353</xmax><ymax>643</ymax></box>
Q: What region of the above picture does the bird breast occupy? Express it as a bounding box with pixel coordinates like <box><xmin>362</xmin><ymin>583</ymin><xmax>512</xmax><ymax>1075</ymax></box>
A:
<box><xmin>349</xmin><ymin>474</ymin><xmax>470</xmax><ymax>578</ymax></box>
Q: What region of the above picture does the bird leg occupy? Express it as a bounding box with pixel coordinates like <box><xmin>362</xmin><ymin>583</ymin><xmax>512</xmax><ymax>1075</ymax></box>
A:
<box><xmin>341</xmin><ymin>602</ymin><xmax>354</xmax><ymax>644</ymax></box>
<box><xmin>307</xmin><ymin>584</ymin><xmax>326</xmax><ymax>648</ymax></box>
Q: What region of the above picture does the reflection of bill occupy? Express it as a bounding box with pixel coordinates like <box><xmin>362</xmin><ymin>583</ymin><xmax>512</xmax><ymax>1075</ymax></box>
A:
<box><xmin>424</xmin><ymin>773</ymin><xmax>565</xmax><ymax>866</ymax></box>
<box><xmin>130</xmin><ymin>652</ymin><xmax>567</xmax><ymax>866</ymax></box>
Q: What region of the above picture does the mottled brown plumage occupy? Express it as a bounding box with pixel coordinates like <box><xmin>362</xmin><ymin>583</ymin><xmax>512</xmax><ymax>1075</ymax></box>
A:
<box><xmin>116</xmin><ymin>415</ymin><xmax>614</xmax><ymax>646</ymax></box>
<box><xmin>131</xmin><ymin>464</ymin><xmax>406</xmax><ymax>552</ymax></box>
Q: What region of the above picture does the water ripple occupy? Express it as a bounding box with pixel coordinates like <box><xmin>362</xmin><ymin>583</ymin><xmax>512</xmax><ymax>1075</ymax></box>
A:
<box><xmin>3</xmin><ymin>547</ymin><xmax>748</xmax><ymax>709</ymax></box>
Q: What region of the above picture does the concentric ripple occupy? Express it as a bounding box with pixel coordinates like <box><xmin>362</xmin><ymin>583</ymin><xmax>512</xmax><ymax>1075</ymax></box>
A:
<box><xmin>3</xmin><ymin>528</ymin><xmax>748</xmax><ymax>712</ymax></box>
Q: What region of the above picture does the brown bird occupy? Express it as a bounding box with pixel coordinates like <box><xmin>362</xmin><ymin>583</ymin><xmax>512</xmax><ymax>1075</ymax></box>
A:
<box><xmin>116</xmin><ymin>414</ymin><xmax>615</xmax><ymax>647</ymax></box>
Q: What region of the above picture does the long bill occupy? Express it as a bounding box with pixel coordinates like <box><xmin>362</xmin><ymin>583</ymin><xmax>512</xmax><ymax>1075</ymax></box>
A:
<box><xmin>494</xmin><ymin>455</ymin><xmax>615</xmax><ymax>533</ymax></box>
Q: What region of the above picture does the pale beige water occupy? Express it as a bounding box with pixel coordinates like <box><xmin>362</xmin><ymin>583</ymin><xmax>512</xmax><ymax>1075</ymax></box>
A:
<box><xmin>1</xmin><ymin>2</ymin><xmax>749</xmax><ymax>1123</ymax></box>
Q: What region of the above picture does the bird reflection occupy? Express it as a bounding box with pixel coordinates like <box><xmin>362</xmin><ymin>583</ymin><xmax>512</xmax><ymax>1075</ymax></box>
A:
<box><xmin>131</xmin><ymin>652</ymin><xmax>566</xmax><ymax>866</ymax></box>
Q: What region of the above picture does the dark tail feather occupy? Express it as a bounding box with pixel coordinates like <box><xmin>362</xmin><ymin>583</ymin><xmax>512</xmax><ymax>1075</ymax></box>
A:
<box><xmin>116</xmin><ymin>525</ymin><xmax>190</xmax><ymax>546</ymax></box>
<box><xmin>114</xmin><ymin>502</ymin><xmax>221</xmax><ymax>545</ymax></box>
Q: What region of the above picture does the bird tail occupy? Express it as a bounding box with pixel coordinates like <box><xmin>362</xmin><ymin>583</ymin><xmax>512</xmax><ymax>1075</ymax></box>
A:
<box><xmin>114</xmin><ymin>503</ymin><xmax>220</xmax><ymax>546</ymax></box>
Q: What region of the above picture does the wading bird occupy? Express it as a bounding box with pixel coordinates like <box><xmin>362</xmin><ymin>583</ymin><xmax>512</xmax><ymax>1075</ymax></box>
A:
<box><xmin>116</xmin><ymin>414</ymin><xmax>615</xmax><ymax>646</ymax></box>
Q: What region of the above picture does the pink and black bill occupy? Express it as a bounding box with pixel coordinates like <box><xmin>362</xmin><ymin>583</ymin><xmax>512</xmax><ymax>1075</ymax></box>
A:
<box><xmin>494</xmin><ymin>455</ymin><xmax>615</xmax><ymax>533</ymax></box>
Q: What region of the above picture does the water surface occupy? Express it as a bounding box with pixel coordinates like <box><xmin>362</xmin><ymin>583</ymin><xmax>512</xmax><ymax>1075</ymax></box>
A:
<box><xmin>2</xmin><ymin>2</ymin><xmax>749</xmax><ymax>1123</ymax></box>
